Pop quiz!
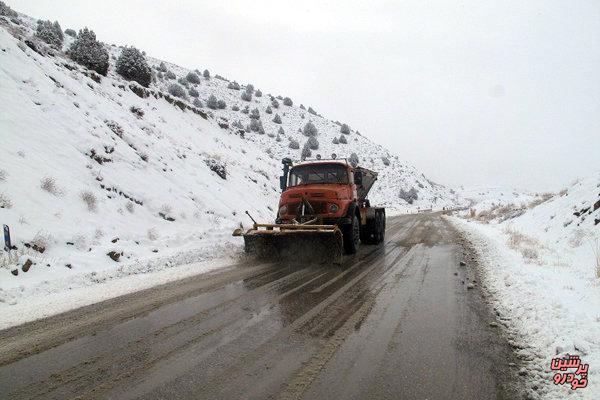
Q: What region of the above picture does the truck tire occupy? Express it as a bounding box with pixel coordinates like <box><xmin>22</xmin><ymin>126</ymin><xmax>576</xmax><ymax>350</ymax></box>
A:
<box><xmin>343</xmin><ymin>214</ymin><xmax>360</xmax><ymax>254</ymax></box>
<box><xmin>375</xmin><ymin>211</ymin><xmax>385</xmax><ymax>243</ymax></box>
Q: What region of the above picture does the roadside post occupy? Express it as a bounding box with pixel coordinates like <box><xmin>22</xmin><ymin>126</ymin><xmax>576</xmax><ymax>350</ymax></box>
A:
<box><xmin>3</xmin><ymin>224</ymin><xmax>10</xmax><ymax>252</ymax></box>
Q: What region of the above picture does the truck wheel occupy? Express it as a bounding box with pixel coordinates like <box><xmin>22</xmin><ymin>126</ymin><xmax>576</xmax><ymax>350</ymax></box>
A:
<box><xmin>375</xmin><ymin>212</ymin><xmax>385</xmax><ymax>243</ymax></box>
<box><xmin>343</xmin><ymin>215</ymin><xmax>360</xmax><ymax>254</ymax></box>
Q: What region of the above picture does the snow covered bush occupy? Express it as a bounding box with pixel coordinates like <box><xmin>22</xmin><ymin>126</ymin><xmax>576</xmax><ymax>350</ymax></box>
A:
<box><xmin>301</xmin><ymin>143</ymin><xmax>312</xmax><ymax>160</ymax></box>
<box><xmin>250</xmin><ymin>108</ymin><xmax>260</xmax><ymax>119</ymax></box>
<box><xmin>250</xmin><ymin>118</ymin><xmax>262</xmax><ymax>132</ymax></box>
<box><xmin>340</xmin><ymin>123</ymin><xmax>350</xmax><ymax>135</ymax></box>
<box><xmin>205</xmin><ymin>158</ymin><xmax>227</xmax><ymax>179</ymax></box>
<box><xmin>177</xmin><ymin>77</ymin><xmax>189</xmax><ymax>88</ymax></box>
<box><xmin>203</xmin><ymin>69</ymin><xmax>210</xmax><ymax>78</ymax></box>
<box><xmin>64</xmin><ymin>28</ymin><xmax>76</xmax><ymax>38</ymax></box>
<box><xmin>116</xmin><ymin>47</ymin><xmax>152</xmax><ymax>87</ymax></box>
<box><xmin>0</xmin><ymin>169</ymin><xmax>6</xmax><ymax>181</ymax></box>
<box><xmin>245</xmin><ymin>84</ymin><xmax>254</xmax><ymax>93</ymax></box>
<box><xmin>80</xmin><ymin>191</ymin><xmax>97</xmax><ymax>212</ymax></box>
<box><xmin>227</xmin><ymin>81</ymin><xmax>240</xmax><ymax>90</ymax></box>
<box><xmin>271</xmin><ymin>98</ymin><xmax>279</xmax><ymax>108</ymax></box>
<box><xmin>398</xmin><ymin>187</ymin><xmax>419</xmax><ymax>204</ymax></box>
<box><xmin>217</xmin><ymin>99</ymin><xmax>227</xmax><ymax>109</ymax></box>
<box><xmin>300</xmin><ymin>104</ymin><xmax>306</xmax><ymax>110</ymax></box>
<box><xmin>36</xmin><ymin>20</ymin><xmax>64</xmax><ymax>48</ymax></box>
<box><xmin>302</xmin><ymin>121</ymin><xmax>318</xmax><ymax>137</ymax></box>
<box><xmin>339</xmin><ymin>134</ymin><xmax>347</xmax><ymax>144</ymax></box>
<box><xmin>381</xmin><ymin>156</ymin><xmax>390</xmax><ymax>166</ymax></box>
<box><xmin>276</xmin><ymin>134</ymin><xmax>282</xmax><ymax>142</ymax></box>
<box><xmin>165</xmin><ymin>70</ymin><xmax>176</xmax><ymax>80</ymax></box>
<box><xmin>272</xmin><ymin>114</ymin><xmax>282</xmax><ymax>124</ymax></box>
<box><xmin>278</xmin><ymin>126</ymin><xmax>285</xmax><ymax>135</ymax></box>
<box><xmin>193</xmin><ymin>98</ymin><xmax>202</xmax><ymax>108</ymax></box>
<box><xmin>283</xmin><ymin>97</ymin><xmax>293</xmax><ymax>106</ymax></box>
<box><xmin>188</xmin><ymin>86</ymin><xmax>199</xmax><ymax>98</ymax></box>
<box><xmin>265</xmin><ymin>106</ymin><xmax>272</xmax><ymax>114</ymax></box>
<box><xmin>0</xmin><ymin>192</ymin><xmax>12</xmax><ymax>209</ymax></box>
<box><xmin>348</xmin><ymin>152</ymin><xmax>359</xmax><ymax>167</ymax></box>
<box><xmin>129</xmin><ymin>105</ymin><xmax>144</xmax><ymax>118</ymax></box>
<box><xmin>0</xmin><ymin>1</ymin><xmax>18</xmax><ymax>17</ymax></box>
<box><xmin>40</xmin><ymin>176</ymin><xmax>62</xmax><ymax>196</ymax></box>
<box><xmin>289</xmin><ymin>138</ymin><xmax>300</xmax><ymax>149</ymax></box>
<box><xmin>332</xmin><ymin>137</ymin><xmax>339</xmax><ymax>144</ymax></box>
<box><xmin>147</xmin><ymin>228</ymin><xmax>158</xmax><ymax>241</ymax></box>
<box><xmin>159</xmin><ymin>204</ymin><xmax>175</xmax><ymax>221</ymax></box>
<box><xmin>125</xmin><ymin>201</ymin><xmax>134</xmax><ymax>213</ymax></box>
<box><xmin>241</xmin><ymin>91</ymin><xmax>252</xmax><ymax>102</ymax></box>
<box><xmin>186</xmin><ymin>71</ymin><xmax>200</xmax><ymax>84</ymax></box>
<box><xmin>67</xmin><ymin>28</ymin><xmax>110</xmax><ymax>76</ymax></box>
<box><xmin>231</xmin><ymin>104</ymin><xmax>239</xmax><ymax>111</ymax></box>
<box><xmin>307</xmin><ymin>136</ymin><xmax>319</xmax><ymax>150</ymax></box>
<box><xmin>206</xmin><ymin>95</ymin><xmax>218</xmax><ymax>109</ymax></box>
<box><xmin>167</xmin><ymin>83</ymin><xmax>187</xmax><ymax>99</ymax></box>
<box><xmin>308</xmin><ymin>106</ymin><xmax>317</xmax><ymax>115</ymax></box>
<box><xmin>255</xmin><ymin>89</ymin><xmax>262</xmax><ymax>97</ymax></box>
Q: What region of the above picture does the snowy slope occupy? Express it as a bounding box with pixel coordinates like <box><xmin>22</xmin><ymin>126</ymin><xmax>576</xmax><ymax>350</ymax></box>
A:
<box><xmin>452</xmin><ymin>172</ymin><xmax>600</xmax><ymax>399</ymax></box>
<box><xmin>0</xmin><ymin>11</ymin><xmax>460</xmax><ymax>311</ymax></box>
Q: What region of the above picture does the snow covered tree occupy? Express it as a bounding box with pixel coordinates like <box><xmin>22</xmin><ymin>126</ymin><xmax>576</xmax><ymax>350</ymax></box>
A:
<box><xmin>272</xmin><ymin>114</ymin><xmax>282</xmax><ymax>124</ymax></box>
<box><xmin>177</xmin><ymin>77</ymin><xmax>189</xmax><ymax>88</ymax></box>
<box><xmin>250</xmin><ymin>108</ymin><xmax>260</xmax><ymax>119</ymax></box>
<box><xmin>250</xmin><ymin>118</ymin><xmax>261</xmax><ymax>132</ymax></box>
<box><xmin>188</xmin><ymin>87</ymin><xmax>199</xmax><ymax>97</ymax></box>
<box><xmin>64</xmin><ymin>28</ymin><xmax>76</xmax><ymax>38</ymax></box>
<box><xmin>227</xmin><ymin>81</ymin><xmax>240</xmax><ymax>90</ymax></box>
<box><xmin>186</xmin><ymin>71</ymin><xmax>201</xmax><ymax>84</ymax></box>
<box><xmin>332</xmin><ymin>137</ymin><xmax>339</xmax><ymax>144</ymax></box>
<box><xmin>276</xmin><ymin>134</ymin><xmax>282</xmax><ymax>142</ymax></box>
<box><xmin>302</xmin><ymin>121</ymin><xmax>318</xmax><ymax>137</ymax></box>
<box><xmin>278</xmin><ymin>126</ymin><xmax>285</xmax><ymax>135</ymax></box>
<box><xmin>203</xmin><ymin>69</ymin><xmax>210</xmax><ymax>78</ymax></box>
<box><xmin>271</xmin><ymin>98</ymin><xmax>279</xmax><ymax>108</ymax></box>
<box><xmin>307</xmin><ymin>136</ymin><xmax>319</xmax><ymax>150</ymax></box>
<box><xmin>67</xmin><ymin>28</ymin><xmax>109</xmax><ymax>76</ymax></box>
<box><xmin>265</xmin><ymin>106</ymin><xmax>273</xmax><ymax>114</ymax></box>
<box><xmin>339</xmin><ymin>134</ymin><xmax>347</xmax><ymax>144</ymax></box>
<box><xmin>168</xmin><ymin>83</ymin><xmax>187</xmax><ymax>99</ymax></box>
<box><xmin>217</xmin><ymin>99</ymin><xmax>227</xmax><ymax>109</ymax></box>
<box><xmin>308</xmin><ymin>106</ymin><xmax>317</xmax><ymax>115</ymax></box>
<box><xmin>116</xmin><ymin>46</ymin><xmax>152</xmax><ymax>87</ymax></box>
<box><xmin>156</xmin><ymin>62</ymin><xmax>168</xmax><ymax>72</ymax></box>
<box><xmin>193</xmin><ymin>98</ymin><xmax>202</xmax><ymax>108</ymax></box>
<box><xmin>340</xmin><ymin>123</ymin><xmax>350</xmax><ymax>135</ymax></box>
<box><xmin>36</xmin><ymin>20</ymin><xmax>64</xmax><ymax>48</ymax></box>
<box><xmin>232</xmin><ymin>105</ymin><xmax>240</xmax><ymax>111</ymax></box>
<box><xmin>245</xmin><ymin>84</ymin><xmax>254</xmax><ymax>93</ymax></box>
<box><xmin>206</xmin><ymin>94</ymin><xmax>218</xmax><ymax>109</ymax></box>
<box><xmin>381</xmin><ymin>156</ymin><xmax>390</xmax><ymax>166</ymax></box>
<box><xmin>283</xmin><ymin>97</ymin><xmax>293</xmax><ymax>106</ymax></box>
<box><xmin>348</xmin><ymin>152</ymin><xmax>359</xmax><ymax>167</ymax></box>
<box><xmin>300</xmin><ymin>104</ymin><xmax>306</xmax><ymax>110</ymax></box>
<box><xmin>399</xmin><ymin>187</ymin><xmax>419</xmax><ymax>204</ymax></box>
<box><xmin>165</xmin><ymin>70</ymin><xmax>176</xmax><ymax>80</ymax></box>
<box><xmin>301</xmin><ymin>143</ymin><xmax>312</xmax><ymax>160</ymax></box>
<box><xmin>0</xmin><ymin>1</ymin><xmax>18</xmax><ymax>17</ymax></box>
<box><xmin>241</xmin><ymin>91</ymin><xmax>252</xmax><ymax>102</ymax></box>
<box><xmin>255</xmin><ymin>89</ymin><xmax>262</xmax><ymax>97</ymax></box>
<box><xmin>288</xmin><ymin>138</ymin><xmax>300</xmax><ymax>149</ymax></box>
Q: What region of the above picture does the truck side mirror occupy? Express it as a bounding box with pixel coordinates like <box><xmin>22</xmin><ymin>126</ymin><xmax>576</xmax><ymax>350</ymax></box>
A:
<box><xmin>354</xmin><ymin>171</ymin><xmax>363</xmax><ymax>185</ymax></box>
<box><xmin>279</xmin><ymin>176</ymin><xmax>286</xmax><ymax>191</ymax></box>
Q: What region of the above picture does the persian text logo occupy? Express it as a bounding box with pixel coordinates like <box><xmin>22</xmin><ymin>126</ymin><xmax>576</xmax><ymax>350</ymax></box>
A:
<box><xmin>550</xmin><ymin>355</ymin><xmax>588</xmax><ymax>390</ymax></box>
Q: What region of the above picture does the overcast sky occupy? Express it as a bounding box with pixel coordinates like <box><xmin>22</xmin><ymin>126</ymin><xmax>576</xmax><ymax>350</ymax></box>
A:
<box><xmin>10</xmin><ymin>0</ymin><xmax>600</xmax><ymax>191</ymax></box>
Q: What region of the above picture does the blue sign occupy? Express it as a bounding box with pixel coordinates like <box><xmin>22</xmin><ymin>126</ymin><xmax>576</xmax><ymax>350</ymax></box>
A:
<box><xmin>3</xmin><ymin>225</ymin><xmax>11</xmax><ymax>252</ymax></box>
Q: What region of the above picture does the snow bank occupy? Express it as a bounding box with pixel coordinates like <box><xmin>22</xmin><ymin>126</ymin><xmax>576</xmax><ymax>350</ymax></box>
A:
<box><xmin>450</xmin><ymin>172</ymin><xmax>600</xmax><ymax>399</ymax></box>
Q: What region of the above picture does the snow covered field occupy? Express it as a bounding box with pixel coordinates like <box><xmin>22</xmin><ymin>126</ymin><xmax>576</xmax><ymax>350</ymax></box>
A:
<box><xmin>451</xmin><ymin>172</ymin><xmax>600</xmax><ymax>399</ymax></box>
<box><xmin>0</xmin><ymin>10</ymin><xmax>461</xmax><ymax>324</ymax></box>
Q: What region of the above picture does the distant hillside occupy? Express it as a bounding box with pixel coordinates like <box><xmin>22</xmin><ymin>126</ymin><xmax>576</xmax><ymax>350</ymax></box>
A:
<box><xmin>0</xmin><ymin>7</ymin><xmax>461</xmax><ymax>288</ymax></box>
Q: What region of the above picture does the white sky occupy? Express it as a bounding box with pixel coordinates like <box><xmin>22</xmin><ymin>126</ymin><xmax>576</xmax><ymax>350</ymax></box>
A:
<box><xmin>9</xmin><ymin>0</ymin><xmax>600</xmax><ymax>191</ymax></box>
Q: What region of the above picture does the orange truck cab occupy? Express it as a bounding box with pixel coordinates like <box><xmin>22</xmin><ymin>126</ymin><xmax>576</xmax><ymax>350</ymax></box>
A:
<box><xmin>276</xmin><ymin>158</ymin><xmax>386</xmax><ymax>254</ymax></box>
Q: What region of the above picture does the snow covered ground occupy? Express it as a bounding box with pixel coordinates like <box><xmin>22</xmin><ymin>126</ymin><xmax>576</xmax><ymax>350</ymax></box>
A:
<box><xmin>0</xmin><ymin>9</ymin><xmax>461</xmax><ymax>324</ymax></box>
<box><xmin>450</xmin><ymin>172</ymin><xmax>600</xmax><ymax>399</ymax></box>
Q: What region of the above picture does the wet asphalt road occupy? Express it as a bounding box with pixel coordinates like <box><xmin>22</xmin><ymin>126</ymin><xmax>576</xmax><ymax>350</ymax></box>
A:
<box><xmin>0</xmin><ymin>212</ymin><xmax>519</xmax><ymax>399</ymax></box>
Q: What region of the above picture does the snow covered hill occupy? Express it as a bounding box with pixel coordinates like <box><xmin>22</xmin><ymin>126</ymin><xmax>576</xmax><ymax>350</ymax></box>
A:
<box><xmin>0</xmin><ymin>8</ymin><xmax>460</xmax><ymax>309</ymax></box>
<box><xmin>452</xmin><ymin>172</ymin><xmax>600</xmax><ymax>399</ymax></box>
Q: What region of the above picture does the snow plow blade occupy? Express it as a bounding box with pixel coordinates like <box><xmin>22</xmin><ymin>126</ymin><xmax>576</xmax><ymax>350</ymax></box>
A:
<box><xmin>233</xmin><ymin>223</ymin><xmax>343</xmax><ymax>264</ymax></box>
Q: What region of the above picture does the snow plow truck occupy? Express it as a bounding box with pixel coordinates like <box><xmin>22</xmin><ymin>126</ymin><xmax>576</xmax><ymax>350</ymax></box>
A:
<box><xmin>233</xmin><ymin>157</ymin><xmax>386</xmax><ymax>263</ymax></box>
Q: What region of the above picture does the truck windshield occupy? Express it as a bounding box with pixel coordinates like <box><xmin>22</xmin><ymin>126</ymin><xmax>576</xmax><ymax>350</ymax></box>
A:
<box><xmin>288</xmin><ymin>164</ymin><xmax>349</xmax><ymax>187</ymax></box>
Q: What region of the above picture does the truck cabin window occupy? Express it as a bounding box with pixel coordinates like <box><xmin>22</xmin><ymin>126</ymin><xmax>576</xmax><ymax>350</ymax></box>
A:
<box><xmin>288</xmin><ymin>164</ymin><xmax>349</xmax><ymax>187</ymax></box>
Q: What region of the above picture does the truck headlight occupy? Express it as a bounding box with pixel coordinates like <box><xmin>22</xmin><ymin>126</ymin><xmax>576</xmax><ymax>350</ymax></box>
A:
<box><xmin>328</xmin><ymin>203</ymin><xmax>339</xmax><ymax>213</ymax></box>
<box><xmin>278</xmin><ymin>205</ymin><xmax>288</xmax><ymax>216</ymax></box>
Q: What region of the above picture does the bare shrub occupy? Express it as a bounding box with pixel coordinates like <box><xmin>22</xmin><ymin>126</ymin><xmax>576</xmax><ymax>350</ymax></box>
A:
<box><xmin>0</xmin><ymin>192</ymin><xmax>12</xmax><ymax>209</ymax></box>
<box><xmin>590</xmin><ymin>237</ymin><xmax>600</xmax><ymax>278</ymax></box>
<box><xmin>80</xmin><ymin>191</ymin><xmax>97</xmax><ymax>211</ymax></box>
<box><xmin>0</xmin><ymin>169</ymin><xmax>6</xmax><ymax>181</ymax></box>
<box><xmin>125</xmin><ymin>201</ymin><xmax>134</xmax><ymax>213</ymax></box>
<box><xmin>40</xmin><ymin>176</ymin><xmax>63</xmax><ymax>196</ymax></box>
<box><xmin>504</xmin><ymin>227</ymin><xmax>543</xmax><ymax>262</ymax></box>
<box><xmin>31</xmin><ymin>231</ymin><xmax>52</xmax><ymax>252</ymax></box>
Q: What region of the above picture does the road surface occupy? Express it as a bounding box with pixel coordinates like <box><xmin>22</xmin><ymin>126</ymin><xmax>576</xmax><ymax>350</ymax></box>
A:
<box><xmin>0</xmin><ymin>212</ymin><xmax>520</xmax><ymax>399</ymax></box>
